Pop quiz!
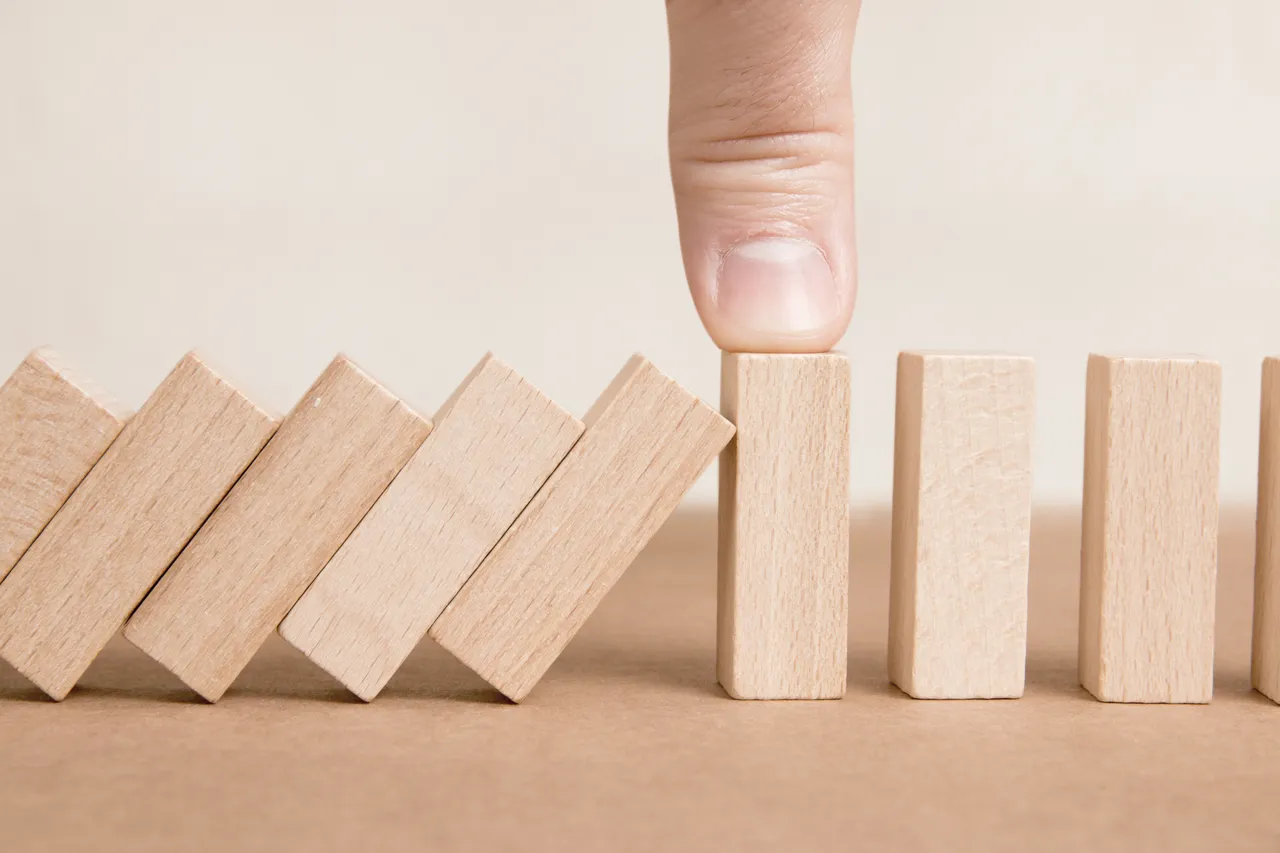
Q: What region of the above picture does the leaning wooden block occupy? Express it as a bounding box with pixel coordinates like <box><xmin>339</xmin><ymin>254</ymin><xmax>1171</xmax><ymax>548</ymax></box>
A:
<box><xmin>717</xmin><ymin>352</ymin><xmax>850</xmax><ymax>700</ymax></box>
<box><xmin>1253</xmin><ymin>357</ymin><xmax>1280</xmax><ymax>703</ymax></box>
<box><xmin>1079</xmin><ymin>354</ymin><xmax>1220</xmax><ymax>704</ymax></box>
<box><xmin>279</xmin><ymin>353</ymin><xmax>583</xmax><ymax>701</ymax></box>
<box><xmin>888</xmin><ymin>352</ymin><xmax>1035</xmax><ymax>700</ymax></box>
<box><xmin>124</xmin><ymin>355</ymin><xmax>431</xmax><ymax>702</ymax></box>
<box><xmin>429</xmin><ymin>355</ymin><xmax>734</xmax><ymax>702</ymax></box>
<box><xmin>0</xmin><ymin>349</ymin><xmax>131</xmax><ymax>582</ymax></box>
<box><xmin>0</xmin><ymin>352</ymin><xmax>277</xmax><ymax>700</ymax></box>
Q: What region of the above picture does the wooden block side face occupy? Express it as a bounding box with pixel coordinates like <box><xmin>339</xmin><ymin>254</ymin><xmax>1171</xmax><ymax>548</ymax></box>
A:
<box><xmin>124</xmin><ymin>355</ymin><xmax>431</xmax><ymax>702</ymax></box>
<box><xmin>0</xmin><ymin>353</ymin><xmax>278</xmax><ymax>699</ymax></box>
<box><xmin>718</xmin><ymin>353</ymin><xmax>850</xmax><ymax>700</ymax></box>
<box><xmin>716</xmin><ymin>357</ymin><xmax>741</xmax><ymax>691</ymax></box>
<box><xmin>894</xmin><ymin>354</ymin><xmax>1034</xmax><ymax>699</ymax></box>
<box><xmin>0</xmin><ymin>351</ymin><xmax>129</xmax><ymax>580</ymax></box>
<box><xmin>1083</xmin><ymin>356</ymin><xmax>1221</xmax><ymax>703</ymax></box>
<box><xmin>279</xmin><ymin>355</ymin><xmax>583</xmax><ymax>701</ymax></box>
<box><xmin>1078</xmin><ymin>355</ymin><xmax>1111</xmax><ymax>696</ymax></box>
<box><xmin>1253</xmin><ymin>357</ymin><xmax>1280</xmax><ymax>701</ymax></box>
<box><xmin>429</xmin><ymin>356</ymin><xmax>735</xmax><ymax>702</ymax></box>
<box><xmin>888</xmin><ymin>353</ymin><xmax>925</xmax><ymax>694</ymax></box>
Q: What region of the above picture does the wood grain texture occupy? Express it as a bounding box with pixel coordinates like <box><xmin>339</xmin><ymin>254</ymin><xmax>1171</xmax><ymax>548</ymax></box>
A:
<box><xmin>0</xmin><ymin>352</ymin><xmax>277</xmax><ymax>700</ymax></box>
<box><xmin>887</xmin><ymin>352</ymin><xmax>1035</xmax><ymax>699</ymax></box>
<box><xmin>717</xmin><ymin>352</ymin><xmax>850</xmax><ymax>700</ymax></box>
<box><xmin>1079</xmin><ymin>354</ymin><xmax>1221</xmax><ymax>703</ymax></box>
<box><xmin>428</xmin><ymin>354</ymin><xmax>734</xmax><ymax>702</ymax></box>
<box><xmin>124</xmin><ymin>355</ymin><xmax>431</xmax><ymax>702</ymax></box>
<box><xmin>0</xmin><ymin>348</ymin><xmax>131</xmax><ymax>581</ymax></box>
<box><xmin>280</xmin><ymin>353</ymin><xmax>583</xmax><ymax>701</ymax></box>
<box><xmin>1253</xmin><ymin>357</ymin><xmax>1280</xmax><ymax>702</ymax></box>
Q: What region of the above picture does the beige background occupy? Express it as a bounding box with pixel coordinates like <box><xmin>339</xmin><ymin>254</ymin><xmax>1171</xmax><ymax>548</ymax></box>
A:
<box><xmin>1</xmin><ymin>1</ymin><xmax>1278</xmax><ymax>504</ymax></box>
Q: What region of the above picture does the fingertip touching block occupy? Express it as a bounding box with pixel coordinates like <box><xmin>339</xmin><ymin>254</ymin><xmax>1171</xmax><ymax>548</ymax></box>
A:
<box><xmin>0</xmin><ymin>352</ymin><xmax>278</xmax><ymax>700</ymax></box>
<box><xmin>717</xmin><ymin>352</ymin><xmax>850</xmax><ymax>700</ymax></box>
<box><xmin>1079</xmin><ymin>354</ymin><xmax>1220</xmax><ymax>704</ymax></box>
<box><xmin>1253</xmin><ymin>357</ymin><xmax>1280</xmax><ymax>703</ymax></box>
<box><xmin>0</xmin><ymin>348</ymin><xmax>132</xmax><ymax>582</ymax></box>
<box><xmin>124</xmin><ymin>354</ymin><xmax>431</xmax><ymax>702</ymax></box>
<box><xmin>428</xmin><ymin>354</ymin><xmax>734</xmax><ymax>703</ymax></box>
<box><xmin>887</xmin><ymin>352</ymin><xmax>1035</xmax><ymax>700</ymax></box>
<box><xmin>280</xmin><ymin>353</ymin><xmax>583</xmax><ymax>701</ymax></box>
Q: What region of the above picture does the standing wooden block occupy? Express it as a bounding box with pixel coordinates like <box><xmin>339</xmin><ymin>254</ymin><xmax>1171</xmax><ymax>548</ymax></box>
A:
<box><xmin>717</xmin><ymin>353</ymin><xmax>850</xmax><ymax>700</ymax></box>
<box><xmin>1253</xmin><ymin>357</ymin><xmax>1280</xmax><ymax>703</ymax></box>
<box><xmin>1079</xmin><ymin>354</ymin><xmax>1221</xmax><ymax>704</ymax></box>
<box><xmin>428</xmin><ymin>355</ymin><xmax>734</xmax><ymax>702</ymax></box>
<box><xmin>279</xmin><ymin>353</ymin><xmax>584</xmax><ymax>701</ymax></box>
<box><xmin>887</xmin><ymin>352</ymin><xmax>1035</xmax><ymax>700</ymax></box>
<box><xmin>124</xmin><ymin>355</ymin><xmax>431</xmax><ymax>702</ymax></box>
<box><xmin>0</xmin><ymin>353</ymin><xmax>277</xmax><ymax>700</ymax></box>
<box><xmin>0</xmin><ymin>349</ymin><xmax>131</xmax><ymax>582</ymax></box>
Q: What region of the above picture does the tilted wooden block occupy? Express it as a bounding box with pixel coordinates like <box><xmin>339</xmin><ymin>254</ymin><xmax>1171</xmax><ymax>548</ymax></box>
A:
<box><xmin>124</xmin><ymin>355</ymin><xmax>431</xmax><ymax>702</ymax></box>
<box><xmin>428</xmin><ymin>354</ymin><xmax>734</xmax><ymax>702</ymax></box>
<box><xmin>280</xmin><ymin>353</ymin><xmax>583</xmax><ymax>701</ymax></box>
<box><xmin>0</xmin><ymin>352</ymin><xmax>277</xmax><ymax>700</ymax></box>
<box><xmin>717</xmin><ymin>352</ymin><xmax>850</xmax><ymax>700</ymax></box>
<box><xmin>1079</xmin><ymin>354</ymin><xmax>1221</xmax><ymax>704</ymax></box>
<box><xmin>888</xmin><ymin>352</ymin><xmax>1035</xmax><ymax>700</ymax></box>
<box><xmin>0</xmin><ymin>349</ymin><xmax>131</xmax><ymax>582</ymax></box>
<box><xmin>1253</xmin><ymin>357</ymin><xmax>1280</xmax><ymax>703</ymax></box>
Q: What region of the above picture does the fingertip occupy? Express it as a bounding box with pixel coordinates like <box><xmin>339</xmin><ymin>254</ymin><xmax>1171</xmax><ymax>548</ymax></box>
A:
<box><xmin>691</xmin><ymin>237</ymin><xmax>854</xmax><ymax>354</ymax></box>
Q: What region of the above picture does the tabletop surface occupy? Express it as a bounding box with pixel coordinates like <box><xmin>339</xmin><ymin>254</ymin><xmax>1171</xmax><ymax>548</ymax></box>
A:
<box><xmin>1</xmin><ymin>507</ymin><xmax>1277</xmax><ymax>851</ymax></box>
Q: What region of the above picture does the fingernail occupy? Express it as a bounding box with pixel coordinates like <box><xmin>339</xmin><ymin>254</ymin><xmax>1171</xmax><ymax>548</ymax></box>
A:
<box><xmin>714</xmin><ymin>238</ymin><xmax>839</xmax><ymax>341</ymax></box>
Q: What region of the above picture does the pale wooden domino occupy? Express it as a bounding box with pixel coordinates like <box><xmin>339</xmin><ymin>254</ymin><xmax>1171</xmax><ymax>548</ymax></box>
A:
<box><xmin>887</xmin><ymin>352</ymin><xmax>1035</xmax><ymax>699</ymax></box>
<box><xmin>0</xmin><ymin>349</ymin><xmax>132</xmax><ymax>582</ymax></box>
<box><xmin>1079</xmin><ymin>354</ymin><xmax>1220</xmax><ymax>704</ymax></box>
<box><xmin>124</xmin><ymin>355</ymin><xmax>431</xmax><ymax>702</ymax></box>
<box><xmin>428</xmin><ymin>354</ymin><xmax>734</xmax><ymax>702</ymax></box>
<box><xmin>0</xmin><ymin>352</ymin><xmax>277</xmax><ymax>700</ymax></box>
<box><xmin>1253</xmin><ymin>357</ymin><xmax>1280</xmax><ymax>702</ymax></box>
<box><xmin>717</xmin><ymin>352</ymin><xmax>850</xmax><ymax>700</ymax></box>
<box><xmin>279</xmin><ymin>353</ymin><xmax>583</xmax><ymax>701</ymax></box>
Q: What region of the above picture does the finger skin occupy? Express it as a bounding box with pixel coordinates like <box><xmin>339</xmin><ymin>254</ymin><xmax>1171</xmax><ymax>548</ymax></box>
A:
<box><xmin>667</xmin><ymin>0</ymin><xmax>859</xmax><ymax>353</ymax></box>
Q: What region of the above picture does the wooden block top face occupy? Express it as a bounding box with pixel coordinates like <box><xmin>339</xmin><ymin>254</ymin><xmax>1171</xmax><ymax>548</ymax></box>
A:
<box><xmin>1081</xmin><ymin>354</ymin><xmax>1221</xmax><ymax>703</ymax></box>
<box><xmin>0</xmin><ymin>349</ymin><xmax>131</xmax><ymax>580</ymax></box>
<box><xmin>0</xmin><ymin>352</ymin><xmax>278</xmax><ymax>700</ymax></box>
<box><xmin>1253</xmin><ymin>358</ymin><xmax>1280</xmax><ymax>700</ymax></box>
<box><xmin>279</xmin><ymin>353</ymin><xmax>583</xmax><ymax>701</ymax></box>
<box><xmin>717</xmin><ymin>352</ymin><xmax>850</xmax><ymax>700</ymax></box>
<box><xmin>889</xmin><ymin>352</ymin><xmax>1034</xmax><ymax>699</ymax></box>
<box><xmin>124</xmin><ymin>355</ymin><xmax>432</xmax><ymax>702</ymax></box>
<box><xmin>429</xmin><ymin>355</ymin><xmax>734</xmax><ymax>702</ymax></box>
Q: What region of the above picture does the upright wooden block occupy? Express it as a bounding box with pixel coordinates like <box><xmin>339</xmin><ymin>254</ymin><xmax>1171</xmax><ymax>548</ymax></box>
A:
<box><xmin>1079</xmin><ymin>354</ymin><xmax>1220</xmax><ymax>704</ymax></box>
<box><xmin>887</xmin><ymin>352</ymin><xmax>1035</xmax><ymax>700</ymax></box>
<box><xmin>1253</xmin><ymin>357</ymin><xmax>1280</xmax><ymax>702</ymax></box>
<box><xmin>428</xmin><ymin>355</ymin><xmax>734</xmax><ymax>702</ymax></box>
<box><xmin>279</xmin><ymin>354</ymin><xmax>584</xmax><ymax>701</ymax></box>
<box><xmin>0</xmin><ymin>353</ymin><xmax>277</xmax><ymax>700</ymax></box>
<box><xmin>0</xmin><ymin>349</ymin><xmax>131</xmax><ymax>582</ymax></box>
<box><xmin>717</xmin><ymin>353</ymin><xmax>850</xmax><ymax>700</ymax></box>
<box><xmin>124</xmin><ymin>355</ymin><xmax>431</xmax><ymax>702</ymax></box>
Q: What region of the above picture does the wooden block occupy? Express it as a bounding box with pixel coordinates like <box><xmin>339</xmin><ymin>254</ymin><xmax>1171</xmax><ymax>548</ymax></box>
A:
<box><xmin>887</xmin><ymin>352</ymin><xmax>1035</xmax><ymax>700</ymax></box>
<box><xmin>1079</xmin><ymin>354</ymin><xmax>1221</xmax><ymax>704</ymax></box>
<box><xmin>124</xmin><ymin>355</ymin><xmax>431</xmax><ymax>702</ymax></box>
<box><xmin>279</xmin><ymin>353</ymin><xmax>584</xmax><ymax>701</ymax></box>
<box><xmin>717</xmin><ymin>352</ymin><xmax>850</xmax><ymax>700</ymax></box>
<box><xmin>0</xmin><ymin>352</ymin><xmax>277</xmax><ymax>700</ymax></box>
<box><xmin>428</xmin><ymin>355</ymin><xmax>734</xmax><ymax>702</ymax></box>
<box><xmin>0</xmin><ymin>349</ymin><xmax>131</xmax><ymax>582</ymax></box>
<box><xmin>1253</xmin><ymin>357</ymin><xmax>1280</xmax><ymax>702</ymax></box>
